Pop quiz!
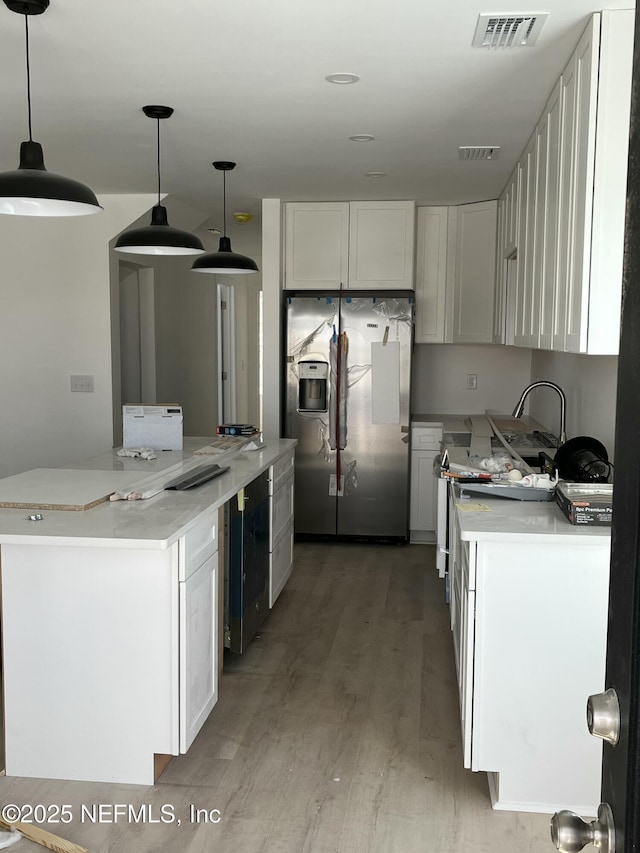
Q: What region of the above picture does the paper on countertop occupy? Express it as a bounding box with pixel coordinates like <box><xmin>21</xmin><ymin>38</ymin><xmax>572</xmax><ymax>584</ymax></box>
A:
<box><xmin>116</xmin><ymin>447</ymin><xmax>158</xmax><ymax>460</ymax></box>
<box><xmin>456</xmin><ymin>503</ymin><xmax>492</xmax><ymax>512</ymax></box>
<box><xmin>241</xmin><ymin>439</ymin><xmax>265</xmax><ymax>451</ymax></box>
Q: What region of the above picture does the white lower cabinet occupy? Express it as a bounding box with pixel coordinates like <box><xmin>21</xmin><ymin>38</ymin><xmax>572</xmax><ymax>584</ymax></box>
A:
<box><xmin>449</xmin><ymin>490</ymin><xmax>610</xmax><ymax>813</ymax></box>
<box><xmin>179</xmin><ymin>552</ymin><xmax>218</xmax><ymax>753</ymax></box>
<box><xmin>270</xmin><ymin>520</ymin><xmax>294</xmax><ymax>606</ymax></box>
<box><xmin>410</xmin><ymin>426</ymin><xmax>443</xmax><ymax>543</ymax></box>
<box><xmin>268</xmin><ymin>450</ymin><xmax>295</xmax><ymax>606</ymax></box>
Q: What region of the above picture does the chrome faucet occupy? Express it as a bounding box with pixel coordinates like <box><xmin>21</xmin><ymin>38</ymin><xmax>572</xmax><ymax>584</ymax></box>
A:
<box><xmin>512</xmin><ymin>381</ymin><xmax>567</xmax><ymax>445</ymax></box>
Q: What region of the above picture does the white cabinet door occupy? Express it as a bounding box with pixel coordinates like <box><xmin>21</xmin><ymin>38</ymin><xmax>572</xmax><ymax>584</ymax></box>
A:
<box><xmin>493</xmin><ymin>197</ymin><xmax>506</xmax><ymax>345</ymax></box>
<box><xmin>284</xmin><ymin>202</ymin><xmax>349</xmax><ymax>289</ymax></box>
<box><xmin>553</xmin><ymin>36</ymin><xmax>579</xmax><ymax>351</ymax></box>
<box><xmin>459</xmin><ymin>543</ymin><xmax>475</xmax><ymax>769</ymax></box>
<box><xmin>539</xmin><ymin>79</ymin><xmax>563</xmax><ymax>350</ymax></box>
<box><xmin>179</xmin><ymin>552</ymin><xmax>218</xmax><ymax>753</ymax></box>
<box><xmin>564</xmin><ymin>17</ymin><xmax>599</xmax><ymax>353</ymax></box>
<box><xmin>348</xmin><ymin>201</ymin><xmax>415</xmax><ymax>289</ymax></box>
<box><xmin>270</xmin><ymin>520</ymin><xmax>294</xmax><ymax>607</ymax></box>
<box><xmin>410</xmin><ymin>450</ymin><xmax>439</xmax><ymax>536</ymax></box>
<box><xmin>586</xmin><ymin>10</ymin><xmax>633</xmax><ymax>354</ymax></box>
<box><xmin>514</xmin><ymin>135</ymin><xmax>537</xmax><ymax>347</ymax></box>
<box><xmin>450</xmin><ymin>201</ymin><xmax>497</xmax><ymax>344</ymax></box>
<box><xmin>415</xmin><ymin>206</ymin><xmax>448</xmax><ymax>343</ymax></box>
<box><xmin>505</xmin><ymin>165</ymin><xmax>520</xmax><ymax>256</ymax></box>
<box><xmin>494</xmin><ymin>166</ymin><xmax>519</xmax><ymax>345</ymax></box>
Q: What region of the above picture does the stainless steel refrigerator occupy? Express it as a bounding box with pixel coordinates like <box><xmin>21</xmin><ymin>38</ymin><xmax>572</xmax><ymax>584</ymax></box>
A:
<box><xmin>283</xmin><ymin>290</ymin><xmax>413</xmax><ymax>540</ymax></box>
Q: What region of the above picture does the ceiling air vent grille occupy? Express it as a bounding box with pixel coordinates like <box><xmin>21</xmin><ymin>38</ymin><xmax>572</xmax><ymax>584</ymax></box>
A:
<box><xmin>459</xmin><ymin>146</ymin><xmax>501</xmax><ymax>161</ymax></box>
<box><xmin>472</xmin><ymin>13</ymin><xmax>549</xmax><ymax>48</ymax></box>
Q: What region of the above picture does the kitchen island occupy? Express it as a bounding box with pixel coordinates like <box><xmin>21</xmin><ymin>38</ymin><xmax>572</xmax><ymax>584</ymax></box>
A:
<box><xmin>449</xmin><ymin>487</ymin><xmax>610</xmax><ymax>814</ymax></box>
<box><xmin>0</xmin><ymin>438</ymin><xmax>296</xmax><ymax>786</ymax></box>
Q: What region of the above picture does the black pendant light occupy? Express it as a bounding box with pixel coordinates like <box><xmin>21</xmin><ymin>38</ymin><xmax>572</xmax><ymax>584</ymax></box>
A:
<box><xmin>0</xmin><ymin>0</ymin><xmax>102</xmax><ymax>217</ymax></box>
<box><xmin>114</xmin><ymin>106</ymin><xmax>204</xmax><ymax>256</ymax></box>
<box><xmin>191</xmin><ymin>162</ymin><xmax>258</xmax><ymax>274</ymax></box>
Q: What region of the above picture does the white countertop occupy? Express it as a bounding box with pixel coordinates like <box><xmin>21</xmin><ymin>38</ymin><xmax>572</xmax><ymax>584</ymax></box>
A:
<box><xmin>0</xmin><ymin>438</ymin><xmax>296</xmax><ymax>549</ymax></box>
<box><xmin>454</xmin><ymin>489</ymin><xmax>611</xmax><ymax>545</ymax></box>
<box><xmin>412</xmin><ymin>412</ymin><xmax>549</xmax><ymax>435</ymax></box>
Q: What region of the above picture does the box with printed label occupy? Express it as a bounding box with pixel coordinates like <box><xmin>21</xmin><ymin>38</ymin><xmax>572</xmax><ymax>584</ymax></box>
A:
<box><xmin>122</xmin><ymin>405</ymin><xmax>183</xmax><ymax>450</ymax></box>
<box><xmin>555</xmin><ymin>483</ymin><xmax>613</xmax><ymax>526</ymax></box>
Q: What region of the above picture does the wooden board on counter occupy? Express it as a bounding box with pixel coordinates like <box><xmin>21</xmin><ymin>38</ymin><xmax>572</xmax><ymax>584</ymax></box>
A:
<box><xmin>0</xmin><ymin>468</ymin><xmax>140</xmax><ymax>511</ymax></box>
<box><xmin>488</xmin><ymin>416</ymin><xmax>533</xmax><ymax>434</ymax></box>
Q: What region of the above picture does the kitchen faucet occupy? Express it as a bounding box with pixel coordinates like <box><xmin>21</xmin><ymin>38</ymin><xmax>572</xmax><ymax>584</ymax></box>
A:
<box><xmin>512</xmin><ymin>381</ymin><xmax>567</xmax><ymax>445</ymax></box>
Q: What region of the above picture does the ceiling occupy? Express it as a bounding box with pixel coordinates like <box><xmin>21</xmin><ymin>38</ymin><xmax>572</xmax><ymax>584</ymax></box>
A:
<box><xmin>0</xmin><ymin>0</ymin><xmax>635</xmax><ymax>230</ymax></box>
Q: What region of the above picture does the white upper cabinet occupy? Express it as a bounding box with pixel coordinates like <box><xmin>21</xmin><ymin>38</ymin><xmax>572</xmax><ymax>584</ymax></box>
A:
<box><xmin>414</xmin><ymin>206</ymin><xmax>448</xmax><ymax>343</ymax></box>
<box><xmin>284</xmin><ymin>202</ymin><xmax>349</xmax><ymax>289</ymax></box>
<box><xmin>347</xmin><ymin>201</ymin><xmax>415</xmax><ymax>289</ymax></box>
<box><xmin>449</xmin><ymin>201</ymin><xmax>498</xmax><ymax>344</ymax></box>
<box><xmin>506</xmin><ymin>10</ymin><xmax>632</xmax><ymax>354</ymax></box>
<box><xmin>560</xmin><ymin>17</ymin><xmax>599</xmax><ymax>353</ymax></box>
<box><xmin>493</xmin><ymin>166</ymin><xmax>519</xmax><ymax>345</ymax></box>
<box><xmin>284</xmin><ymin>201</ymin><xmax>415</xmax><ymax>290</ymax></box>
<box><xmin>415</xmin><ymin>202</ymin><xmax>497</xmax><ymax>344</ymax></box>
<box><xmin>514</xmin><ymin>135</ymin><xmax>537</xmax><ymax>348</ymax></box>
<box><xmin>539</xmin><ymin>79</ymin><xmax>562</xmax><ymax>350</ymax></box>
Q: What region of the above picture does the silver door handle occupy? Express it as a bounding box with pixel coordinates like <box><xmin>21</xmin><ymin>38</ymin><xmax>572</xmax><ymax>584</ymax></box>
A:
<box><xmin>587</xmin><ymin>688</ymin><xmax>620</xmax><ymax>745</ymax></box>
<box><xmin>550</xmin><ymin>803</ymin><xmax>615</xmax><ymax>853</ymax></box>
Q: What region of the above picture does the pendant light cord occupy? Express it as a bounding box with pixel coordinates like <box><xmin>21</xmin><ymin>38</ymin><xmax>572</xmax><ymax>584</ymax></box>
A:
<box><xmin>24</xmin><ymin>14</ymin><xmax>33</xmax><ymax>142</ymax></box>
<box><xmin>156</xmin><ymin>118</ymin><xmax>161</xmax><ymax>206</ymax></box>
<box><xmin>222</xmin><ymin>170</ymin><xmax>227</xmax><ymax>237</ymax></box>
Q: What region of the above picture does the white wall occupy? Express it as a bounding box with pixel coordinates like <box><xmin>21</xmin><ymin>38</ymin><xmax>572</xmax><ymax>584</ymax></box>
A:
<box><xmin>261</xmin><ymin>199</ymin><xmax>282</xmax><ymax>439</ymax></box>
<box><xmin>0</xmin><ymin>193</ymin><xmax>156</xmax><ymax>478</ymax></box>
<box><xmin>412</xmin><ymin>344</ymin><xmax>533</xmax><ymax>415</ymax></box>
<box><xmin>111</xmin><ymin>202</ymin><xmax>263</xmax><ymax>441</ymax></box>
<box><xmin>528</xmin><ymin>351</ymin><xmax>618</xmax><ymax>458</ymax></box>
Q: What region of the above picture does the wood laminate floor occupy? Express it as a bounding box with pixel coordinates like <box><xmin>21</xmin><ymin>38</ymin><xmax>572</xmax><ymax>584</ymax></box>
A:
<box><xmin>0</xmin><ymin>543</ymin><xmax>553</xmax><ymax>852</ymax></box>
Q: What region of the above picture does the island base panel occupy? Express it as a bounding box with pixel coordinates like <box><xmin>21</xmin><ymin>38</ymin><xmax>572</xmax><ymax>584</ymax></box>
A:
<box><xmin>2</xmin><ymin>543</ymin><xmax>179</xmax><ymax>785</ymax></box>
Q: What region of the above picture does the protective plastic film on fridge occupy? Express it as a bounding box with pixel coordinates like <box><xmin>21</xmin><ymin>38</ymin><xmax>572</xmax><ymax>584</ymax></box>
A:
<box><xmin>283</xmin><ymin>290</ymin><xmax>413</xmax><ymax>540</ymax></box>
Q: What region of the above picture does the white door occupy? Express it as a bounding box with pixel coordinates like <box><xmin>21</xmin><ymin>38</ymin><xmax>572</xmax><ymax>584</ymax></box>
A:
<box><xmin>217</xmin><ymin>283</ymin><xmax>236</xmax><ymax>424</ymax></box>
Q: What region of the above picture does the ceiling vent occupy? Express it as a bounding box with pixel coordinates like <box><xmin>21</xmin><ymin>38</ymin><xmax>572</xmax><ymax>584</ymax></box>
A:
<box><xmin>459</xmin><ymin>146</ymin><xmax>501</xmax><ymax>161</ymax></box>
<box><xmin>472</xmin><ymin>13</ymin><xmax>549</xmax><ymax>48</ymax></box>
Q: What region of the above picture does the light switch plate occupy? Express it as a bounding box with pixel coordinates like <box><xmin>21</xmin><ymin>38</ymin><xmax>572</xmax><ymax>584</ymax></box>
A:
<box><xmin>70</xmin><ymin>375</ymin><xmax>94</xmax><ymax>393</ymax></box>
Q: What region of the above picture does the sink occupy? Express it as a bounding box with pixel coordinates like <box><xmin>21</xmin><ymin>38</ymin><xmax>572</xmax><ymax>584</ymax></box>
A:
<box><xmin>444</xmin><ymin>432</ymin><xmax>471</xmax><ymax>447</ymax></box>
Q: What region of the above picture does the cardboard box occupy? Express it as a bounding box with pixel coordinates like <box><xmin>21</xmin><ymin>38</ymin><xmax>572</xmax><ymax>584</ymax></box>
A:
<box><xmin>556</xmin><ymin>482</ymin><xmax>613</xmax><ymax>526</ymax></box>
<box><xmin>122</xmin><ymin>405</ymin><xmax>183</xmax><ymax>450</ymax></box>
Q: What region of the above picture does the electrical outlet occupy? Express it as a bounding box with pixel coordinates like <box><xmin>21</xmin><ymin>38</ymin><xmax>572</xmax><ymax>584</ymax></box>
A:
<box><xmin>70</xmin><ymin>374</ymin><xmax>94</xmax><ymax>393</ymax></box>
<box><xmin>467</xmin><ymin>374</ymin><xmax>478</xmax><ymax>391</ymax></box>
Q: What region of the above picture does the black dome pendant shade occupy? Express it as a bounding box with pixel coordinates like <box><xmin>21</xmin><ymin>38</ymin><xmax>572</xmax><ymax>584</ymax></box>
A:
<box><xmin>191</xmin><ymin>162</ymin><xmax>258</xmax><ymax>274</ymax></box>
<box><xmin>114</xmin><ymin>106</ymin><xmax>204</xmax><ymax>256</ymax></box>
<box><xmin>0</xmin><ymin>0</ymin><xmax>102</xmax><ymax>216</ymax></box>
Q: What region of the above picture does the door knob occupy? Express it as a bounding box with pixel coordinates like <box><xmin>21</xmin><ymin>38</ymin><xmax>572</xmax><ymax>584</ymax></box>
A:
<box><xmin>550</xmin><ymin>803</ymin><xmax>615</xmax><ymax>853</ymax></box>
<box><xmin>587</xmin><ymin>688</ymin><xmax>620</xmax><ymax>745</ymax></box>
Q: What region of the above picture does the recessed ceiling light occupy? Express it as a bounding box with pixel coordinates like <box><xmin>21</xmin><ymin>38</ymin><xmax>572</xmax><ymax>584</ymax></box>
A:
<box><xmin>365</xmin><ymin>171</ymin><xmax>386</xmax><ymax>179</ymax></box>
<box><xmin>349</xmin><ymin>134</ymin><xmax>376</xmax><ymax>142</ymax></box>
<box><xmin>325</xmin><ymin>73</ymin><xmax>360</xmax><ymax>84</ymax></box>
